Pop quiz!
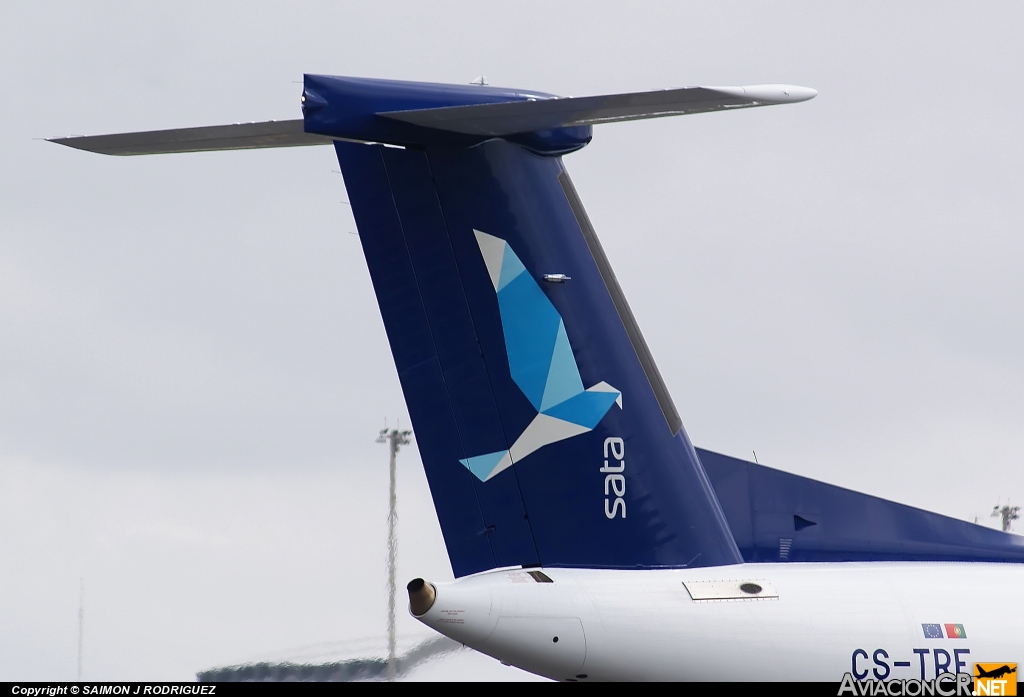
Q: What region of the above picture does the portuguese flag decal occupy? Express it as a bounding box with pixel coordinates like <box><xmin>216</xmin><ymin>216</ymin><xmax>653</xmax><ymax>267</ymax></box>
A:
<box><xmin>944</xmin><ymin>623</ymin><xmax>967</xmax><ymax>639</ymax></box>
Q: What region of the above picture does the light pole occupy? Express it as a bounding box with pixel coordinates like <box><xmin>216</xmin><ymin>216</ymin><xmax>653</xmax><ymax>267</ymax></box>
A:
<box><xmin>376</xmin><ymin>424</ymin><xmax>412</xmax><ymax>682</ymax></box>
<box><xmin>992</xmin><ymin>502</ymin><xmax>1021</xmax><ymax>532</ymax></box>
<box><xmin>77</xmin><ymin>577</ymin><xmax>83</xmax><ymax>681</ymax></box>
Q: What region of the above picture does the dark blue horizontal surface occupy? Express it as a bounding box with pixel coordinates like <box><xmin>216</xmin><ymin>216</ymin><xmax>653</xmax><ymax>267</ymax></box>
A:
<box><xmin>698</xmin><ymin>448</ymin><xmax>1024</xmax><ymax>563</ymax></box>
<box><xmin>303</xmin><ymin>74</ymin><xmax>591</xmax><ymax>155</ymax></box>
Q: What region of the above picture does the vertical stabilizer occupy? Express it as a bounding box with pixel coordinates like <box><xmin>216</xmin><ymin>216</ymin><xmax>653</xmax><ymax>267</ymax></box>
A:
<box><xmin>330</xmin><ymin>78</ymin><xmax>745</xmax><ymax>573</ymax></box>
<box><xmin>47</xmin><ymin>75</ymin><xmax>879</xmax><ymax>575</ymax></box>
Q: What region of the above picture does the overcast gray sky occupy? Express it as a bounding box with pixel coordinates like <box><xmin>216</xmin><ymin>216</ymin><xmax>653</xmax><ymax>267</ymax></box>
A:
<box><xmin>2</xmin><ymin>0</ymin><xmax>1023</xmax><ymax>681</ymax></box>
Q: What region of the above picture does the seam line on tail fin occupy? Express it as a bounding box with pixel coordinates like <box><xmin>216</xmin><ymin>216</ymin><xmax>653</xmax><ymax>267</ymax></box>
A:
<box><xmin>557</xmin><ymin>168</ymin><xmax>683</xmax><ymax>435</ymax></box>
<box><xmin>374</xmin><ymin>145</ymin><xmax>498</xmax><ymax>566</ymax></box>
<box><xmin>421</xmin><ymin>149</ymin><xmax>543</xmax><ymax>561</ymax></box>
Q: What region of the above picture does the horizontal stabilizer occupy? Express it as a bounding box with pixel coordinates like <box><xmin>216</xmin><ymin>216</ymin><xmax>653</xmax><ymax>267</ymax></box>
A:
<box><xmin>48</xmin><ymin>119</ymin><xmax>334</xmax><ymax>156</ymax></box>
<box><xmin>699</xmin><ymin>448</ymin><xmax>1024</xmax><ymax>564</ymax></box>
<box><xmin>378</xmin><ymin>84</ymin><xmax>817</xmax><ymax>136</ymax></box>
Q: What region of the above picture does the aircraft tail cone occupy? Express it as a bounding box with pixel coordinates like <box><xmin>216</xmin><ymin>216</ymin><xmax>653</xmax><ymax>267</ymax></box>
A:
<box><xmin>407</xmin><ymin>578</ymin><xmax>436</xmax><ymax>617</ymax></box>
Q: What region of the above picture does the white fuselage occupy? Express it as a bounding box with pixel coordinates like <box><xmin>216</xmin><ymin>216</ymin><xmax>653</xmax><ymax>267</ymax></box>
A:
<box><xmin>413</xmin><ymin>562</ymin><xmax>1023</xmax><ymax>681</ymax></box>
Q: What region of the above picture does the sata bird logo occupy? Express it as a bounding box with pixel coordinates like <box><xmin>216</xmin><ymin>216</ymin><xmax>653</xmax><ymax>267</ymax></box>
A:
<box><xmin>459</xmin><ymin>230</ymin><xmax>622</xmax><ymax>482</ymax></box>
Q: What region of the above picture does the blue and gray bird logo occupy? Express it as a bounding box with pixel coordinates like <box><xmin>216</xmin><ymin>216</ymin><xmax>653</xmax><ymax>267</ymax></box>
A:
<box><xmin>459</xmin><ymin>230</ymin><xmax>622</xmax><ymax>482</ymax></box>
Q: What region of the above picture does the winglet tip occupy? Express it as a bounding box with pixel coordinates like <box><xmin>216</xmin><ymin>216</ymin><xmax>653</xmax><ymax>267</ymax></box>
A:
<box><xmin>709</xmin><ymin>84</ymin><xmax>817</xmax><ymax>104</ymax></box>
<box><xmin>746</xmin><ymin>84</ymin><xmax>817</xmax><ymax>104</ymax></box>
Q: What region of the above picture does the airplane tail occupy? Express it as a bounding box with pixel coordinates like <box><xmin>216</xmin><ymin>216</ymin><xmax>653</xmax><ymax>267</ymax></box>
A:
<box><xmin>314</xmin><ymin>75</ymin><xmax>814</xmax><ymax>576</ymax></box>
<box><xmin>51</xmin><ymin>75</ymin><xmax>1024</xmax><ymax>573</ymax></box>
<box><xmin>50</xmin><ymin>74</ymin><xmax>816</xmax><ymax>577</ymax></box>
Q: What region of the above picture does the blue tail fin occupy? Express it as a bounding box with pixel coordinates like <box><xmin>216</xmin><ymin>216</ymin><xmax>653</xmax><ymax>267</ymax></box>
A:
<box><xmin>313</xmin><ymin>75</ymin><xmax>772</xmax><ymax>575</ymax></box>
